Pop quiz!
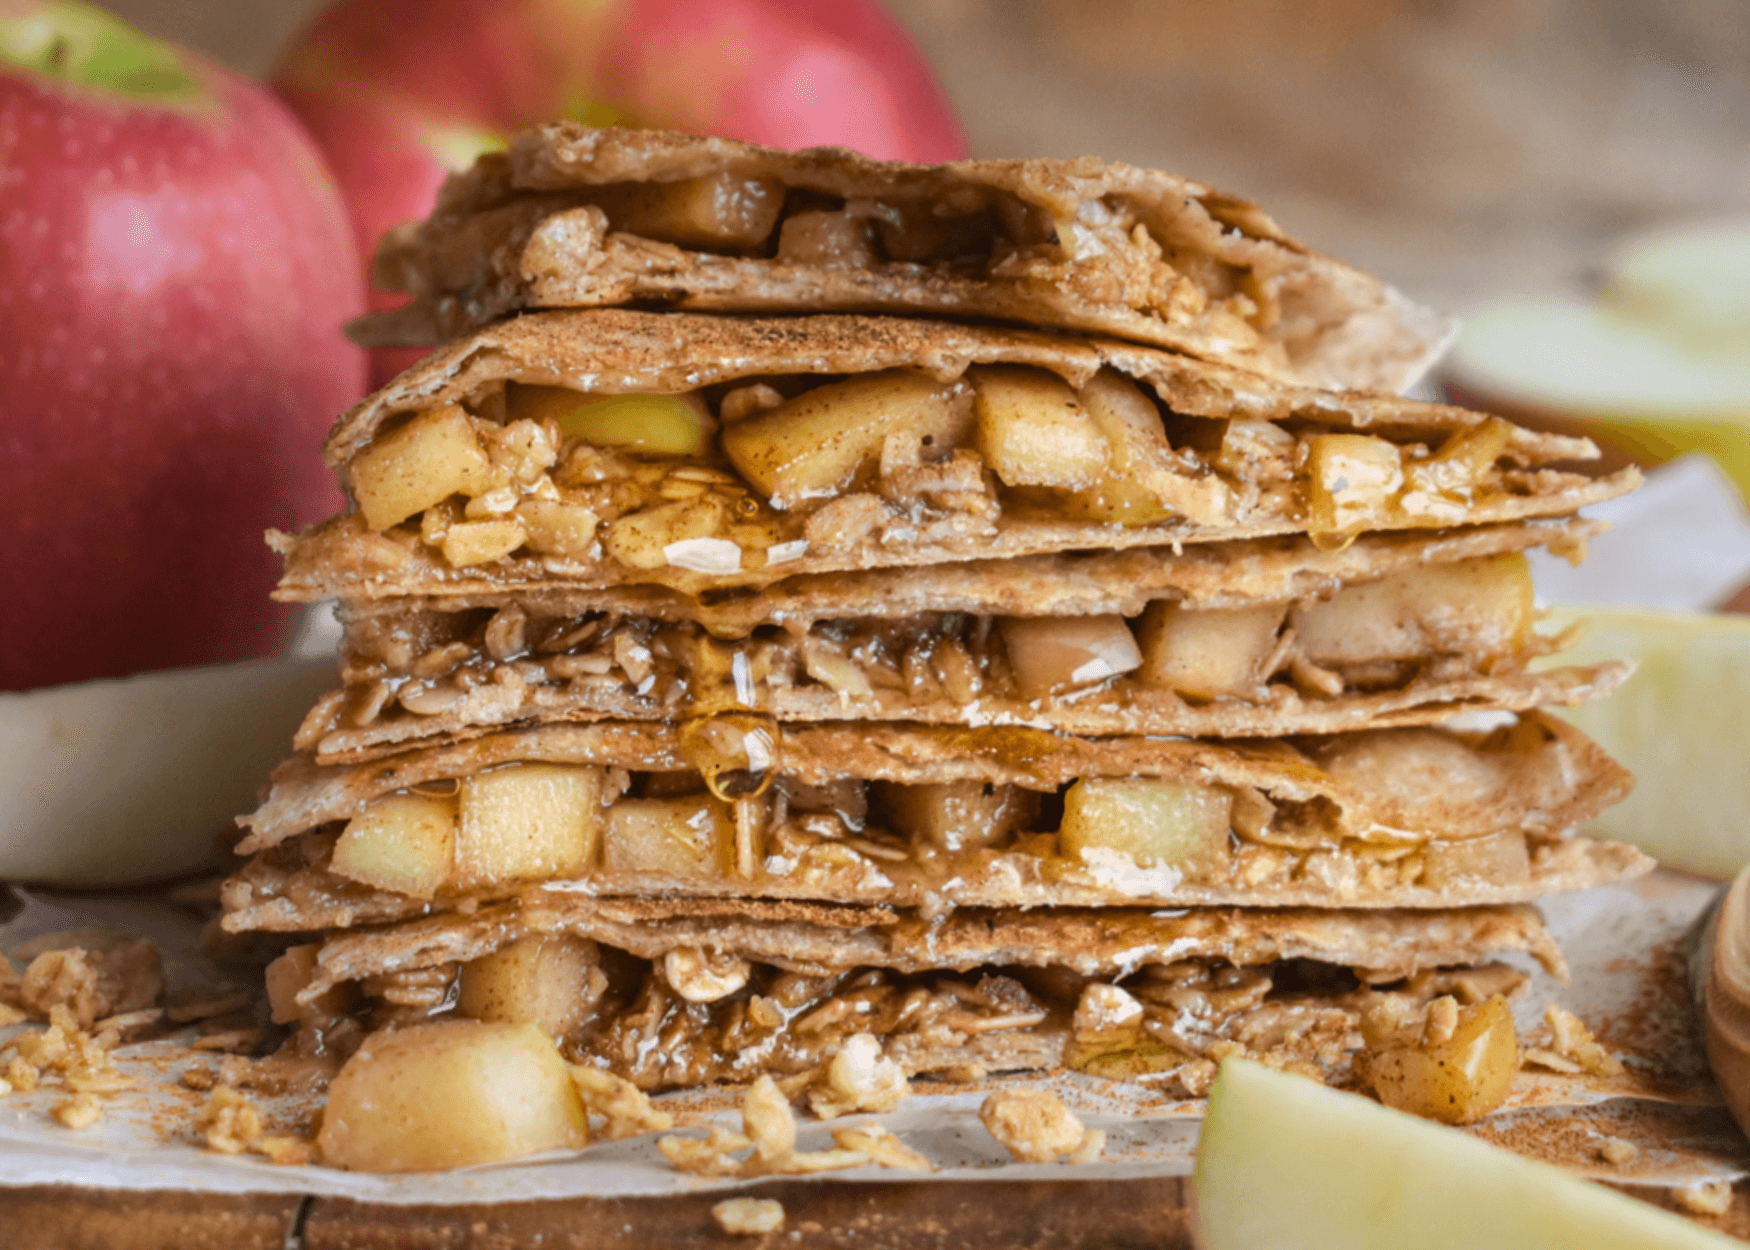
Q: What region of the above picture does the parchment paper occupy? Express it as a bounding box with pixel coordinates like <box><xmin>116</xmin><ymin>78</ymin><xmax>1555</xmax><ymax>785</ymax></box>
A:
<box><xmin>1</xmin><ymin>870</ymin><xmax>1743</xmax><ymax>1202</ymax></box>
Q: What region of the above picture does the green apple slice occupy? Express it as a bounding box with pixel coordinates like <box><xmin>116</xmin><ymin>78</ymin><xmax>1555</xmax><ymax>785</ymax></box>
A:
<box><xmin>508</xmin><ymin>384</ymin><xmax>715</xmax><ymax>457</ymax></box>
<box><xmin>1194</xmin><ymin>1057</ymin><xmax>1737</xmax><ymax>1250</ymax></box>
<box><xmin>1539</xmin><ymin>606</ymin><xmax>1750</xmax><ymax>878</ymax></box>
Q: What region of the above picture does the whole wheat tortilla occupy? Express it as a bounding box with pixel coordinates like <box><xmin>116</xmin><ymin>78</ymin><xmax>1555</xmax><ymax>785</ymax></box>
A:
<box><xmin>279</xmin><ymin>309</ymin><xmax>1635</xmax><ymax>604</ymax></box>
<box><xmin>305</xmin><ymin>661</ymin><xmax>1629</xmax><ymax>766</ymax></box>
<box><xmin>297</xmin><ymin>894</ymin><xmax>1565</xmax><ymax>1002</ymax></box>
<box><xmin>356</xmin><ymin>123</ymin><xmax>1451</xmax><ymax>394</ymax></box>
<box><xmin>330</xmin><ymin>515</ymin><xmax>1604</xmax><ymax>636</ymax></box>
<box><xmin>222</xmin><ymin>830</ymin><xmax>1646</xmax><ymax>932</ymax></box>
<box><xmin>239</xmin><ymin>711</ymin><xmax>1630</xmax><ymax>852</ymax></box>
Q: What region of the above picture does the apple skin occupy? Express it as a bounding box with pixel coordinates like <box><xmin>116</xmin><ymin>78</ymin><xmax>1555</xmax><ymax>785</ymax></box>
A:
<box><xmin>0</xmin><ymin>5</ymin><xmax>366</xmax><ymax>691</ymax></box>
<box><xmin>272</xmin><ymin>0</ymin><xmax>972</xmax><ymax>387</ymax></box>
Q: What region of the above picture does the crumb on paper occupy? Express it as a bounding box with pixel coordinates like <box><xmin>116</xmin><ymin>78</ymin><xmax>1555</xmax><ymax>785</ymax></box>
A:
<box><xmin>1598</xmin><ymin>1136</ymin><xmax>1639</xmax><ymax>1166</ymax></box>
<box><xmin>1677</xmin><ymin>1180</ymin><xmax>1733</xmax><ymax>1217</ymax></box>
<box><xmin>5</xmin><ymin>1004</ymin><xmax>132</xmax><ymax>1101</ymax></box>
<box><xmin>713</xmin><ymin>1197</ymin><xmax>785</xmax><ymax>1236</ymax></box>
<box><xmin>980</xmin><ymin>1089</ymin><xmax>1090</xmax><ymax>1164</ymax></box>
<box><xmin>742</xmin><ymin>1075</ymin><xmax>796</xmax><ymax>1164</ymax></box>
<box><xmin>659</xmin><ymin>1124</ymin><xmax>753</xmax><ymax>1177</ymax></box>
<box><xmin>806</xmin><ymin>1033</ymin><xmax>908</xmax><ymax>1119</ymax></box>
<box><xmin>570</xmin><ymin>1065</ymin><xmax>674</xmax><ymax>1139</ymax></box>
<box><xmin>1522</xmin><ymin>1005</ymin><xmax>1625</xmax><ymax>1078</ymax></box>
<box><xmin>197</xmin><ymin>1085</ymin><xmax>317</xmax><ymax>1166</ymax></box>
<box><xmin>53</xmin><ymin>1091</ymin><xmax>101</xmax><ymax>1129</ymax></box>
<box><xmin>831</xmin><ymin>1123</ymin><xmax>933</xmax><ymax>1172</ymax></box>
<box><xmin>11</xmin><ymin>942</ymin><xmax>163</xmax><ymax>1029</ymax></box>
<box><xmin>659</xmin><ymin>1076</ymin><xmax>877</xmax><ymax>1179</ymax></box>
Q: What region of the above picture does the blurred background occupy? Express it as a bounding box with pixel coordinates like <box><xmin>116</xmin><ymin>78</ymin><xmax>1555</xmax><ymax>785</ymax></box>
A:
<box><xmin>107</xmin><ymin>0</ymin><xmax>1750</xmax><ymax>315</ymax></box>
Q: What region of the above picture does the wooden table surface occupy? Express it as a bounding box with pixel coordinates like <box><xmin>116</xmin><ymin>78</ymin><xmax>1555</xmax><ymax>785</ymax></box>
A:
<box><xmin>4</xmin><ymin>1173</ymin><xmax>1749</xmax><ymax>1249</ymax></box>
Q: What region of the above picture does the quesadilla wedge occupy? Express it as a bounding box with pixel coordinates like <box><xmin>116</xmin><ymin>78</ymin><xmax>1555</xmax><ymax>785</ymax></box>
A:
<box><xmin>297</xmin><ymin>524</ymin><xmax>1622</xmax><ymax>759</ymax></box>
<box><xmin>355</xmin><ymin>124</ymin><xmax>1450</xmax><ymax>394</ymax></box>
<box><xmin>276</xmin><ymin>310</ymin><xmax>1635</xmax><ymax>604</ymax></box>
<box><xmin>222</xmin><ymin>711</ymin><xmax>1645</xmax><ymax>929</ymax></box>
<box><xmin>272</xmin><ymin>895</ymin><xmax>1557</xmax><ymax>1096</ymax></box>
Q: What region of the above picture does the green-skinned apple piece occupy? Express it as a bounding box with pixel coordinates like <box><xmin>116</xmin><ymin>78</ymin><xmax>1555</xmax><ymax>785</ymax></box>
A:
<box><xmin>1539</xmin><ymin>606</ymin><xmax>1750</xmax><ymax>877</ymax></box>
<box><xmin>1194</xmin><ymin>1057</ymin><xmax>1738</xmax><ymax>1250</ymax></box>
<box><xmin>508</xmin><ymin>385</ymin><xmax>715</xmax><ymax>457</ymax></box>
<box><xmin>0</xmin><ymin>657</ymin><xmax>337</xmax><ymax>886</ymax></box>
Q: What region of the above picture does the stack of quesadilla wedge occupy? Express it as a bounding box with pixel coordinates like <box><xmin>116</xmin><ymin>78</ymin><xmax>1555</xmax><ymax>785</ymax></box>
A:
<box><xmin>230</xmin><ymin>124</ymin><xmax>1647</xmax><ymax>1122</ymax></box>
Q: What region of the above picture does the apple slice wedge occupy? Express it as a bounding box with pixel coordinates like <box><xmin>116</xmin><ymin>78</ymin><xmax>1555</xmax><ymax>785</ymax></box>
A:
<box><xmin>1194</xmin><ymin>1058</ymin><xmax>1737</xmax><ymax>1250</ymax></box>
<box><xmin>1539</xmin><ymin>606</ymin><xmax>1750</xmax><ymax>878</ymax></box>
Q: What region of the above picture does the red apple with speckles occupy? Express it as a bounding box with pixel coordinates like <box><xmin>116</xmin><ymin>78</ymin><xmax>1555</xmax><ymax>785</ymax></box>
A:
<box><xmin>0</xmin><ymin>0</ymin><xmax>365</xmax><ymax>691</ymax></box>
<box><xmin>273</xmin><ymin>0</ymin><xmax>970</xmax><ymax>386</ymax></box>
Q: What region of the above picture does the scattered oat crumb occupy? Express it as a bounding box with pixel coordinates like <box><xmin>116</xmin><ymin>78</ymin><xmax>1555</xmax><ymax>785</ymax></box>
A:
<box><xmin>1521</xmin><ymin>1047</ymin><xmax>1583</xmax><ymax>1075</ymax></box>
<box><xmin>807</xmin><ymin>1034</ymin><xmax>908</xmax><ymax>1119</ymax></box>
<box><xmin>181</xmin><ymin>1066</ymin><xmax>219</xmax><ymax>1091</ymax></box>
<box><xmin>199</xmin><ymin>1086</ymin><xmax>263</xmax><ymax>1154</ymax></box>
<box><xmin>571</xmin><ymin>1066</ymin><xmax>674</xmax><ymax>1139</ymax></box>
<box><xmin>1677</xmin><ymin>1180</ymin><xmax>1733</xmax><ymax>1217</ymax></box>
<box><xmin>0</xmin><ymin>1004</ymin><xmax>27</xmax><ymax>1028</ymax></box>
<box><xmin>53</xmin><ymin>1092</ymin><xmax>101</xmax><ymax>1130</ymax></box>
<box><xmin>980</xmin><ymin>1089</ymin><xmax>1087</xmax><ymax>1164</ymax></box>
<box><xmin>1598</xmin><ymin>1136</ymin><xmax>1639</xmax><ymax>1166</ymax></box>
<box><xmin>660</xmin><ymin>1077</ymin><xmax>875</xmax><ymax>1179</ymax></box>
<box><xmin>712</xmin><ymin>1197</ymin><xmax>785</xmax><ymax>1236</ymax></box>
<box><xmin>659</xmin><ymin>1124</ymin><xmax>754</xmax><ymax>1177</ymax></box>
<box><xmin>1421</xmin><ymin>996</ymin><xmax>1459</xmax><ymax>1046</ymax></box>
<box><xmin>742</xmin><ymin>1076</ymin><xmax>796</xmax><ymax>1165</ymax></box>
<box><xmin>831</xmin><ymin>1124</ymin><xmax>933</xmax><ymax>1172</ymax></box>
<box><xmin>1523</xmin><ymin>1005</ymin><xmax>1624</xmax><ymax>1078</ymax></box>
<box><xmin>254</xmin><ymin>1134</ymin><xmax>319</xmax><ymax>1167</ymax></box>
<box><xmin>6</xmin><ymin>1057</ymin><xmax>39</xmax><ymax>1091</ymax></box>
<box><xmin>0</xmin><ymin>1076</ymin><xmax>11</xmax><ymax>1098</ymax></box>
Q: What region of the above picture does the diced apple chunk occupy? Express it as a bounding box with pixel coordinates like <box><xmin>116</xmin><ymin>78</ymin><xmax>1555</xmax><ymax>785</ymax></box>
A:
<box><xmin>1305</xmin><ymin>433</ymin><xmax>1404</xmax><ymax>542</ymax></box>
<box><xmin>1363</xmin><ymin>995</ymin><xmax>1519</xmax><ymax>1125</ymax></box>
<box><xmin>1059</xmin><ymin>778</ymin><xmax>1231</xmax><ymax>869</ymax></box>
<box><xmin>1423</xmin><ymin>830</ymin><xmax>1531</xmax><ymax>890</ymax></box>
<box><xmin>601</xmin><ymin>795</ymin><xmax>735</xmax><ymax>880</ymax></box>
<box><xmin>350</xmin><ymin>404</ymin><xmax>495</xmax><ymax>531</ymax></box>
<box><xmin>1133</xmin><ymin>601</ymin><xmax>1286</xmax><ymax>699</ymax></box>
<box><xmin>873</xmin><ymin>780</ymin><xmax>1041</xmax><ymax>852</ymax></box>
<box><xmin>970</xmin><ymin>365</ymin><xmax>1109</xmax><ymax>489</ymax></box>
<box><xmin>776</xmin><ymin>211</ymin><xmax>878</xmax><ymax>267</ymax></box>
<box><xmin>1291</xmin><ymin>554</ymin><xmax>1534</xmax><ymax>668</ymax></box>
<box><xmin>516</xmin><ymin>499</ymin><xmax>600</xmax><ymax>559</ymax></box>
<box><xmin>457</xmin><ymin>935</ymin><xmax>602</xmax><ymax>1040</ymax></box>
<box><xmin>508</xmin><ymin>384</ymin><xmax>716</xmax><ymax>457</ymax></box>
<box><xmin>590</xmin><ymin>172</ymin><xmax>784</xmax><ymax>249</ymax></box>
<box><xmin>1061</xmin><ymin>370</ymin><xmax>1227</xmax><ymax>526</ymax></box>
<box><xmin>330</xmin><ymin>793</ymin><xmax>456</xmax><ymax>899</ymax></box>
<box><xmin>317</xmin><ymin>1020</ymin><xmax>589</xmax><ymax>1172</ymax></box>
<box><xmin>451</xmin><ymin>765</ymin><xmax>604</xmax><ymax>891</ymax></box>
<box><xmin>605</xmin><ymin>497</ymin><xmax>728</xmax><ymax>570</ymax></box>
<box><xmin>265</xmin><ymin>943</ymin><xmax>352</xmax><ymax>1026</ymax></box>
<box><xmin>999</xmin><ymin>614</ymin><xmax>1142</xmax><ymax>700</ymax></box>
<box><xmin>721</xmin><ymin>371</ymin><xmax>973</xmax><ymax>508</ymax></box>
<box><xmin>441</xmin><ymin>518</ymin><xmax>527</xmax><ymax>567</ymax></box>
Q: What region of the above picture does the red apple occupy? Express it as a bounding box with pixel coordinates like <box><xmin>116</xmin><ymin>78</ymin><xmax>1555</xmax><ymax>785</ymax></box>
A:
<box><xmin>272</xmin><ymin>0</ymin><xmax>971</xmax><ymax>387</ymax></box>
<box><xmin>0</xmin><ymin>0</ymin><xmax>366</xmax><ymax>691</ymax></box>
